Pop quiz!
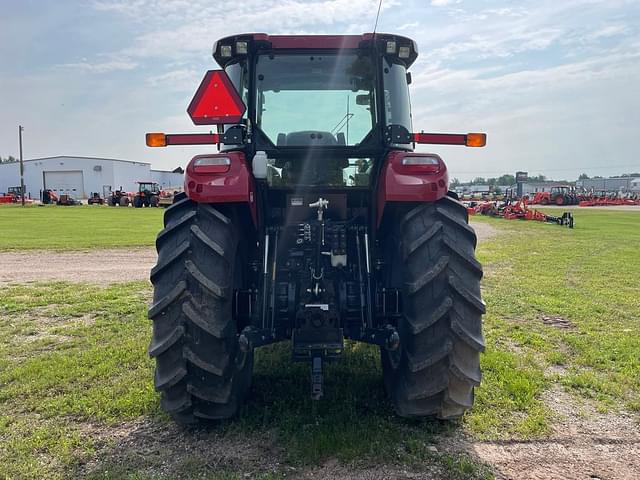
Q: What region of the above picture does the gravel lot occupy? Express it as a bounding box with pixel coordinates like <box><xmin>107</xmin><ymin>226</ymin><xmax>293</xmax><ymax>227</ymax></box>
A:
<box><xmin>0</xmin><ymin>220</ymin><xmax>497</xmax><ymax>284</ymax></box>
<box><xmin>0</xmin><ymin>248</ymin><xmax>156</xmax><ymax>283</ymax></box>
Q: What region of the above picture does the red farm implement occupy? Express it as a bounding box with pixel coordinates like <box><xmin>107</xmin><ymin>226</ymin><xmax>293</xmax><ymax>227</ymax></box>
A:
<box><xmin>468</xmin><ymin>197</ymin><xmax>574</xmax><ymax>228</ymax></box>
<box><xmin>579</xmin><ymin>192</ymin><xmax>640</xmax><ymax>207</ymax></box>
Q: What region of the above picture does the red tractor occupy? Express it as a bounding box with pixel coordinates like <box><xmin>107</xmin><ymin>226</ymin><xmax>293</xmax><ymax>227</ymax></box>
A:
<box><xmin>145</xmin><ymin>33</ymin><xmax>486</xmax><ymax>424</ymax></box>
<box><xmin>532</xmin><ymin>185</ymin><xmax>578</xmax><ymax>205</ymax></box>
<box><xmin>2</xmin><ymin>186</ymin><xmax>24</xmax><ymax>204</ymax></box>
<box><xmin>133</xmin><ymin>182</ymin><xmax>160</xmax><ymax>208</ymax></box>
<box><xmin>108</xmin><ymin>187</ymin><xmax>131</xmax><ymax>207</ymax></box>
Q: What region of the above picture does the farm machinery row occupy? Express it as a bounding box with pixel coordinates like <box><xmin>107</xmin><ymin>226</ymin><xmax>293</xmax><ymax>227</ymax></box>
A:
<box><xmin>107</xmin><ymin>182</ymin><xmax>161</xmax><ymax>207</ymax></box>
<box><xmin>530</xmin><ymin>186</ymin><xmax>640</xmax><ymax>207</ymax></box>
<box><xmin>468</xmin><ymin>197</ymin><xmax>574</xmax><ymax>228</ymax></box>
<box><xmin>578</xmin><ymin>192</ymin><xmax>640</xmax><ymax>207</ymax></box>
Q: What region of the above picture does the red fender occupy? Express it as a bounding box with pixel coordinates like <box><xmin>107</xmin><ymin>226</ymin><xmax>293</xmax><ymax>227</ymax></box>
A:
<box><xmin>377</xmin><ymin>151</ymin><xmax>449</xmax><ymax>227</ymax></box>
<box><xmin>184</xmin><ymin>152</ymin><xmax>257</xmax><ymax>227</ymax></box>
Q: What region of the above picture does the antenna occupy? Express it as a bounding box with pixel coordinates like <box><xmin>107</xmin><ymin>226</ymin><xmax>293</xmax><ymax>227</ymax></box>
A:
<box><xmin>346</xmin><ymin>95</ymin><xmax>350</xmax><ymax>144</ymax></box>
<box><xmin>372</xmin><ymin>0</ymin><xmax>383</xmax><ymax>35</ymax></box>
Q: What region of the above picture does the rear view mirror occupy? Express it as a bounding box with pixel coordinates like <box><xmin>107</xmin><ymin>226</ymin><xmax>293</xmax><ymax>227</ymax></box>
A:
<box><xmin>355</xmin><ymin>94</ymin><xmax>370</xmax><ymax>106</ymax></box>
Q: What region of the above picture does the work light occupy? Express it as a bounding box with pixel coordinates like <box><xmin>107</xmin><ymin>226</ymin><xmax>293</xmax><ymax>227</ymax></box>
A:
<box><xmin>398</xmin><ymin>46</ymin><xmax>411</xmax><ymax>59</ymax></box>
<box><xmin>236</xmin><ymin>41</ymin><xmax>248</xmax><ymax>54</ymax></box>
<box><xmin>385</xmin><ymin>41</ymin><xmax>397</xmax><ymax>54</ymax></box>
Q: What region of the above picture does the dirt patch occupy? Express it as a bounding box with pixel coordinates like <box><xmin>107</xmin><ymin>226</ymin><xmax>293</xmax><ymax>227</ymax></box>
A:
<box><xmin>444</xmin><ymin>386</ymin><xmax>640</xmax><ymax>480</ymax></box>
<box><xmin>75</xmin><ymin>419</ymin><xmax>283</xmax><ymax>477</ymax></box>
<box><xmin>74</xmin><ymin>418</ymin><xmax>475</xmax><ymax>480</ymax></box>
<box><xmin>0</xmin><ymin>248</ymin><xmax>156</xmax><ymax>284</ymax></box>
<box><xmin>540</xmin><ymin>314</ymin><xmax>574</xmax><ymax>329</ymax></box>
<box><xmin>469</xmin><ymin>220</ymin><xmax>498</xmax><ymax>242</ymax></box>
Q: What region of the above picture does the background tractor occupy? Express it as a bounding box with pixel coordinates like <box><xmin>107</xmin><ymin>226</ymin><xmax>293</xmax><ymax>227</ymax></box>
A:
<box><xmin>146</xmin><ymin>33</ymin><xmax>486</xmax><ymax>424</ymax></box>
<box><xmin>87</xmin><ymin>192</ymin><xmax>104</xmax><ymax>205</ymax></box>
<box><xmin>133</xmin><ymin>182</ymin><xmax>160</xmax><ymax>208</ymax></box>
<box><xmin>532</xmin><ymin>185</ymin><xmax>579</xmax><ymax>205</ymax></box>
<box><xmin>6</xmin><ymin>186</ymin><xmax>24</xmax><ymax>203</ymax></box>
<box><xmin>108</xmin><ymin>187</ymin><xmax>131</xmax><ymax>207</ymax></box>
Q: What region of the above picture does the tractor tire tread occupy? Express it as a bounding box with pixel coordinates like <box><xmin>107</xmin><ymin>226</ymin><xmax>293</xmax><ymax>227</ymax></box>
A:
<box><xmin>149</xmin><ymin>197</ymin><xmax>253</xmax><ymax>424</ymax></box>
<box><xmin>382</xmin><ymin>195</ymin><xmax>485</xmax><ymax>419</ymax></box>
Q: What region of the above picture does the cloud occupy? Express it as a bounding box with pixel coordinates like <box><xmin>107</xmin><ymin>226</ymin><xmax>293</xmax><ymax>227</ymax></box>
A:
<box><xmin>92</xmin><ymin>0</ymin><xmax>401</xmax><ymax>60</ymax></box>
<box><xmin>396</xmin><ymin>22</ymin><xmax>419</xmax><ymax>31</ymax></box>
<box><xmin>2</xmin><ymin>0</ymin><xmax>639</xmax><ymax>180</ymax></box>
<box><xmin>146</xmin><ymin>69</ymin><xmax>200</xmax><ymax>90</ymax></box>
<box><xmin>56</xmin><ymin>60</ymin><xmax>138</xmax><ymax>73</ymax></box>
<box><xmin>589</xmin><ymin>24</ymin><xmax>628</xmax><ymax>39</ymax></box>
<box><xmin>430</xmin><ymin>0</ymin><xmax>461</xmax><ymax>6</ymax></box>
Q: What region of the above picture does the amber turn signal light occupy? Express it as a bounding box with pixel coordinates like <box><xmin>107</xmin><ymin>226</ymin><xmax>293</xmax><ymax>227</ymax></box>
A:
<box><xmin>466</xmin><ymin>133</ymin><xmax>487</xmax><ymax>147</ymax></box>
<box><xmin>146</xmin><ymin>133</ymin><xmax>167</xmax><ymax>147</ymax></box>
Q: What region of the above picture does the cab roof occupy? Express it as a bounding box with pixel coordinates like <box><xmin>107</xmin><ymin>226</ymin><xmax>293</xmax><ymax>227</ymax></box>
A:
<box><xmin>213</xmin><ymin>33</ymin><xmax>418</xmax><ymax>67</ymax></box>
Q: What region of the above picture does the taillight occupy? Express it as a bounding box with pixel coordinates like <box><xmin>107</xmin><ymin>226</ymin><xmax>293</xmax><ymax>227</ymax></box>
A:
<box><xmin>400</xmin><ymin>155</ymin><xmax>441</xmax><ymax>174</ymax></box>
<box><xmin>192</xmin><ymin>156</ymin><xmax>231</xmax><ymax>174</ymax></box>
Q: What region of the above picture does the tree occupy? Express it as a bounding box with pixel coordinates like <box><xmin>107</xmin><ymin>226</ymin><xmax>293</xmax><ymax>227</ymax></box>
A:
<box><xmin>172</xmin><ymin>166</ymin><xmax>184</xmax><ymax>174</ymax></box>
<box><xmin>497</xmin><ymin>174</ymin><xmax>515</xmax><ymax>185</ymax></box>
<box><xmin>471</xmin><ymin>177</ymin><xmax>486</xmax><ymax>185</ymax></box>
<box><xmin>578</xmin><ymin>173</ymin><xmax>590</xmax><ymax>180</ymax></box>
<box><xmin>449</xmin><ymin>177</ymin><xmax>461</xmax><ymax>188</ymax></box>
<box><xmin>0</xmin><ymin>156</ymin><xmax>17</xmax><ymax>163</ymax></box>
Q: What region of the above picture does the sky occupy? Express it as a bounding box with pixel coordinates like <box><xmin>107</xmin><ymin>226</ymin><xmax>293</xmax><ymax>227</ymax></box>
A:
<box><xmin>0</xmin><ymin>0</ymin><xmax>638</xmax><ymax>181</ymax></box>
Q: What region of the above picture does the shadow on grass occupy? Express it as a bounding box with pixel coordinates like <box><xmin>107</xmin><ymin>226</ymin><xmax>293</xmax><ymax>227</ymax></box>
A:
<box><xmin>236</xmin><ymin>342</ymin><xmax>457</xmax><ymax>464</ymax></box>
<box><xmin>77</xmin><ymin>342</ymin><xmax>483</xmax><ymax>479</ymax></box>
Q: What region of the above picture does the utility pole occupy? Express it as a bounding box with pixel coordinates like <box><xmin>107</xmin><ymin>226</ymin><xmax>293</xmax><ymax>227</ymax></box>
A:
<box><xmin>19</xmin><ymin>125</ymin><xmax>25</xmax><ymax>206</ymax></box>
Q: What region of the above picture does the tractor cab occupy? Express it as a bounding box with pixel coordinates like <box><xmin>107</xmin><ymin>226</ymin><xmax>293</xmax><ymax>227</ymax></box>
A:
<box><xmin>137</xmin><ymin>182</ymin><xmax>160</xmax><ymax>195</ymax></box>
<box><xmin>7</xmin><ymin>186</ymin><xmax>23</xmax><ymax>202</ymax></box>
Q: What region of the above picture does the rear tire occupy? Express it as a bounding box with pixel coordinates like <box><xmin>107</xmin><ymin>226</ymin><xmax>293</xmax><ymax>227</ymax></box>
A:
<box><xmin>148</xmin><ymin>194</ymin><xmax>253</xmax><ymax>424</ymax></box>
<box><xmin>381</xmin><ymin>196</ymin><xmax>485</xmax><ymax>419</ymax></box>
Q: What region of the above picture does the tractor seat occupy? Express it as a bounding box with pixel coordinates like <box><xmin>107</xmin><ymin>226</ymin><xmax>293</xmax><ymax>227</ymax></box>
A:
<box><xmin>278</xmin><ymin>131</ymin><xmax>338</xmax><ymax>146</ymax></box>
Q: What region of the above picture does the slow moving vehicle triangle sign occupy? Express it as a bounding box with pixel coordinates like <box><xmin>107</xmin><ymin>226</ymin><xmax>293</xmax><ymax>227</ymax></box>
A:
<box><xmin>187</xmin><ymin>70</ymin><xmax>246</xmax><ymax>125</ymax></box>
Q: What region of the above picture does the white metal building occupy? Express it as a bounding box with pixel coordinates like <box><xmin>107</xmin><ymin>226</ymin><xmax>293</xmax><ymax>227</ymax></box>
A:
<box><xmin>0</xmin><ymin>156</ymin><xmax>183</xmax><ymax>199</ymax></box>
<box><xmin>576</xmin><ymin>177</ymin><xmax>640</xmax><ymax>193</ymax></box>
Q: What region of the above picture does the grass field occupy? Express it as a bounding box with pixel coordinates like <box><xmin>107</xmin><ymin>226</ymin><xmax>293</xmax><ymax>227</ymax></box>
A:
<box><xmin>0</xmin><ymin>204</ymin><xmax>162</xmax><ymax>250</ymax></box>
<box><xmin>0</xmin><ymin>206</ymin><xmax>639</xmax><ymax>478</ymax></box>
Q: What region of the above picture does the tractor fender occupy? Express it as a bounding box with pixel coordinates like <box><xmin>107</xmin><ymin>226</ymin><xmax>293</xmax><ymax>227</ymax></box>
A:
<box><xmin>184</xmin><ymin>151</ymin><xmax>257</xmax><ymax>226</ymax></box>
<box><xmin>377</xmin><ymin>151</ymin><xmax>449</xmax><ymax>227</ymax></box>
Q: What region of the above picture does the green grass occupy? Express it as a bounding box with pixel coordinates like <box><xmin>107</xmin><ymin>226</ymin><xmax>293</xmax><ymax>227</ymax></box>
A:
<box><xmin>468</xmin><ymin>208</ymin><xmax>640</xmax><ymax>429</ymax></box>
<box><xmin>1</xmin><ymin>208</ymin><xmax>638</xmax><ymax>478</ymax></box>
<box><xmin>0</xmin><ymin>204</ymin><xmax>162</xmax><ymax>250</ymax></box>
<box><xmin>0</xmin><ymin>282</ymin><xmax>492</xmax><ymax>479</ymax></box>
